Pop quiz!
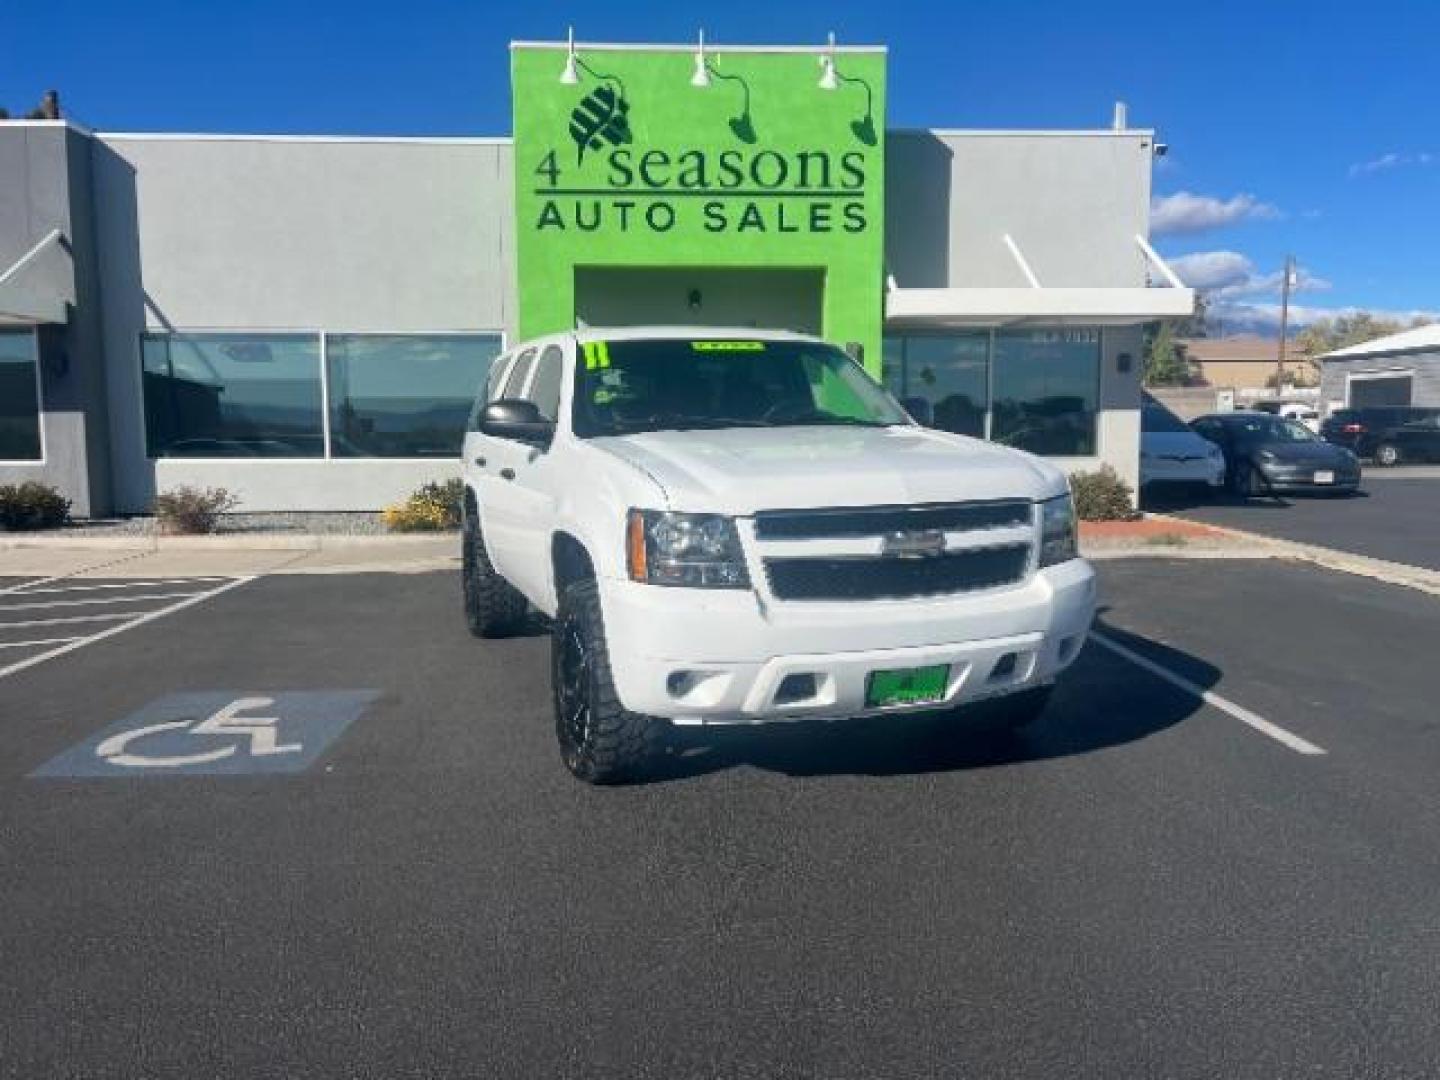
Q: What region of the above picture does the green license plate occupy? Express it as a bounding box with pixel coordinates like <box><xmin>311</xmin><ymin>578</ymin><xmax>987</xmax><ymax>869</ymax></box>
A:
<box><xmin>865</xmin><ymin>664</ymin><xmax>950</xmax><ymax>708</ymax></box>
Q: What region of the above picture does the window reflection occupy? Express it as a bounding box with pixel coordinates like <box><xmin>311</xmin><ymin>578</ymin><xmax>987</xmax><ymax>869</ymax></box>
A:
<box><xmin>898</xmin><ymin>334</ymin><xmax>988</xmax><ymax>438</ymax></box>
<box><xmin>883</xmin><ymin>328</ymin><xmax>1101</xmax><ymax>456</ymax></box>
<box><xmin>327</xmin><ymin>334</ymin><xmax>501</xmax><ymax>457</ymax></box>
<box><xmin>142</xmin><ymin>333</ymin><xmax>324</xmax><ymax>457</ymax></box>
<box><xmin>0</xmin><ymin>329</ymin><xmax>42</xmax><ymax>461</ymax></box>
<box><xmin>991</xmin><ymin>330</ymin><xmax>1100</xmax><ymax>456</ymax></box>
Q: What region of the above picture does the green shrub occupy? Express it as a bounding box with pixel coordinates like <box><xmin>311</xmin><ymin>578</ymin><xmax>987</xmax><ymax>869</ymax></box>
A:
<box><xmin>1070</xmin><ymin>466</ymin><xmax>1138</xmax><ymax>522</ymax></box>
<box><xmin>0</xmin><ymin>482</ymin><xmax>71</xmax><ymax>531</ymax></box>
<box><xmin>382</xmin><ymin>478</ymin><xmax>465</xmax><ymax>532</ymax></box>
<box><xmin>152</xmin><ymin>486</ymin><xmax>238</xmax><ymax>535</ymax></box>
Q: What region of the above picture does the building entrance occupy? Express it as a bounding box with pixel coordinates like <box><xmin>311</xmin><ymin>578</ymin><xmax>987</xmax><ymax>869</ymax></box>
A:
<box><xmin>574</xmin><ymin>267</ymin><xmax>824</xmax><ymax>335</ymax></box>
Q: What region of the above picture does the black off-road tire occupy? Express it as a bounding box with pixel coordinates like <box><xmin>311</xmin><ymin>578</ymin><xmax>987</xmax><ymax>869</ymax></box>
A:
<box><xmin>552</xmin><ymin>579</ymin><xmax>665</xmax><ymax>784</ymax></box>
<box><xmin>461</xmin><ymin>507</ymin><xmax>527</xmax><ymax>638</ymax></box>
<box><xmin>1374</xmin><ymin>442</ymin><xmax>1402</xmax><ymax>467</ymax></box>
<box><xmin>1232</xmin><ymin>459</ymin><xmax>1268</xmax><ymax>498</ymax></box>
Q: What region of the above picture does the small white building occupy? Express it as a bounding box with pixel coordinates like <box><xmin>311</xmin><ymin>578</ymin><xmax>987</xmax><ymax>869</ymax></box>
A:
<box><xmin>1319</xmin><ymin>324</ymin><xmax>1440</xmax><ymax>412</ymax></box>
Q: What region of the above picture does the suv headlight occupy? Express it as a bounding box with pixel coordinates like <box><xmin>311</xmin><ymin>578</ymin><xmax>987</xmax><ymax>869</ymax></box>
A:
<box><xmin>627</xmin><ymin>510</ymin><xmax>750</xmax><ymax>589</ymax></box>
<box><xmin>1038</xmin><ymin>493</ymin><xmax>1078</xmax><ymax>568</ymax></box>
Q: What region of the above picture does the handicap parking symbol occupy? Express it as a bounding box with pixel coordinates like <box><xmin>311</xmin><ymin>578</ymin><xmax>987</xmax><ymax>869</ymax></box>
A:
<box><xmin>32</xmin><ymin>690</ymin><xmax>379</xmax><ymax>778</ymax></box>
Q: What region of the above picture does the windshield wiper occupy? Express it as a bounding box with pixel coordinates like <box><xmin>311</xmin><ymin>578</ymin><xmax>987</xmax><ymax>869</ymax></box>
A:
<box><xmin>766</xmin><ymin>415</ymin><xmax>893</xmax><ymax>428</ymax></box>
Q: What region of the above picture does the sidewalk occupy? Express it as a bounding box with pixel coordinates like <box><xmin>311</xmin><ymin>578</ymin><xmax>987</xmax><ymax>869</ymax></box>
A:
<box><xmin>0</xmin><ymin>533</ymin><xmax>459</xmax><ymax>579</ymax></box>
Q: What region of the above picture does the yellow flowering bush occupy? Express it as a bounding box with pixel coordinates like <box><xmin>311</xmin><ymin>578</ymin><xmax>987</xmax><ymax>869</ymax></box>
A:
<box><xmin>381</xmin><ymin>479</ymin><xmax>465</xmax><ymax>532</ymax></box>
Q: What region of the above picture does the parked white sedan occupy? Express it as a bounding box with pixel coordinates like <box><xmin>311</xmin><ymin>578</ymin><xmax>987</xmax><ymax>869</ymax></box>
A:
<box><xmin>1140</xmin><ymin>404</ymin><xmax>1226</xmax><ymax>490</ymax></box>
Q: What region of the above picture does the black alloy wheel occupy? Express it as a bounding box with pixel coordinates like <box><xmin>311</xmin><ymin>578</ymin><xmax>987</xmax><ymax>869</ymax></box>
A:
<box><xmin>555</xmin><ymin>612</ymin><xmax>594</xmax><ymax>771</ymax></box>
<box><xmin>551</xmin><ymin>579</ymin><xmax>664</xmax><ymax>784</ymax></box>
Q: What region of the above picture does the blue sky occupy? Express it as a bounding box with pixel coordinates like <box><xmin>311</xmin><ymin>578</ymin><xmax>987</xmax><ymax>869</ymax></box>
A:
<box><xmin>6</xmin><ymin>0</ymin><xmax>1436</xmax><ymax>334</ymax></box>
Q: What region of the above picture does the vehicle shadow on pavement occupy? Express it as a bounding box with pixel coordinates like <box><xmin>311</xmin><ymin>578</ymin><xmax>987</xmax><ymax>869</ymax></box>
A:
<box><xmin>647</xmin><ymin>617</ymin><xmax>1219</xmax><ymax>782</ymax></box>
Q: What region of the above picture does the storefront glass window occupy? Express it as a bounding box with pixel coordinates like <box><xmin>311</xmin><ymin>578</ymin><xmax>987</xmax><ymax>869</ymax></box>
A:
<box><xmin>881</xmin><ymin>332</ymin><xmax>989</xmax><ymax>438</ymax></box>
<box><xmin>990</xmin><ymin>329</ymin><xmax>1100</xmax><ymax>456</ymax></box>
<box><xmin>142</xmin><ymin>333</ymin><xmax>324</xmax><ymax>457</ymax></box>
<box><xmin>326</xmin><ymin>334</ymin><xmax>502</xmax><ymax>457</ymax></box>
<box><xmin>0</xmin><ymin>329</ymin><xmax>42</xmax><ymax>461</ymax></box>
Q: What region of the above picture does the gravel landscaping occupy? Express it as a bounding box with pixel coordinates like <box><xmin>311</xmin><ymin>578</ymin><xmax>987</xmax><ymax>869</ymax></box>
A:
<box><xmin>13</xmin><ymin>512</ymin><xmax>449</xmax><ymax>538</ymax></box>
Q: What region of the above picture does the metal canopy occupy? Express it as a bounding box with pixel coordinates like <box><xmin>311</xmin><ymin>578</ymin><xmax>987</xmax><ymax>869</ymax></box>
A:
<box><xmin>0</xmin><ymin>229</ymin><xmax>73</xmax><ymax>324</ymax></box>
<box><xmin>885</xmin><ymin>233</ymin><xmax>1195</xmax><ymax>329</ymax></box>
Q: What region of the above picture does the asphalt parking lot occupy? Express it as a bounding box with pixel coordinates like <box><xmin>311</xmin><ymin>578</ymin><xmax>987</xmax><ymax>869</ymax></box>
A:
<box><xmin>3</xmin><ymin>558</ymin><xmax>1440</xmax><ymax>1078</ymax></box>
<box><xmin>1149</xmin><ymin>469</ymin><xmax>1440</xmax><ymax>571</ymax></box>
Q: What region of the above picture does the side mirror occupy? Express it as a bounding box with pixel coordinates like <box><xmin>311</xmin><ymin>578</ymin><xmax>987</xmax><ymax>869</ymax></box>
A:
<box><xmin>901</xmin><ymin>396</ymin><xmax>934</xmax><ymax>427</ymax></box>
<box><xmin>480</xmin><ymin>399</ymin><xmax>554</xmax><ymax>446</ymax></box>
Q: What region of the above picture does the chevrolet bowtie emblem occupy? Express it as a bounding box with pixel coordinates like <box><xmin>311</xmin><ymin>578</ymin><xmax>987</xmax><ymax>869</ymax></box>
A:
<box><xmin>880</xmin><ymin>529</ymin><xmax>947</xmax><ymax>559</ymax></box>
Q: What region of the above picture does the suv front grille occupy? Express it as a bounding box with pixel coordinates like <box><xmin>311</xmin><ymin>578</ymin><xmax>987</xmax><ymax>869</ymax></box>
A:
<box><xmin>753</xmin><ymin>500</ymin><xmax>1031</xmax><ymax>540</ymax></box>
<box><xmin>764</xmin><ymin>544</ymin><xmax>1031</xmax><ymax>602</ymax></box>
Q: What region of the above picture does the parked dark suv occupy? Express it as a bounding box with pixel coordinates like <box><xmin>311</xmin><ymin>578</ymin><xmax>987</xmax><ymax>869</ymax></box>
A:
<box><xmin>1320</xmin><ymin>406</ymin><xmax>1440</xmax><ymax>461</ymax></box>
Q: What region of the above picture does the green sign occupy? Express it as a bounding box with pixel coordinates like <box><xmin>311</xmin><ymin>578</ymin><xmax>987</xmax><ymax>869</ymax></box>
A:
<box><xmin>511</xmin><ymin>43</ymin><xmax>887</xmax><ymax>371</ymax></box>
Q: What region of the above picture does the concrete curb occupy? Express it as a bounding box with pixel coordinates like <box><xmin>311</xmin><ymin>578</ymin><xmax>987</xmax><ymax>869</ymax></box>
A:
<box><xmin>0</xmin><ymin>532</ymin><xmax>459</xmax><ymax>553</ymax></box>
<box><xmin>1086</xmin><ymin>514</ymin><xmax>1440</xmax><ymax>597</ymax></box>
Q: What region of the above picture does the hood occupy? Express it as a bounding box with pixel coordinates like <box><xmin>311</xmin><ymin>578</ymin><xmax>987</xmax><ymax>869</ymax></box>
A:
<box><xmin>590</xmin><ymin>425</ymin><xmax>1065</xmax><ymax>515</ymax></box>
<box><xmin>1143</xmin><ymin>431</ymin><xmax>1219</xmax><ymax>459</ymax></box>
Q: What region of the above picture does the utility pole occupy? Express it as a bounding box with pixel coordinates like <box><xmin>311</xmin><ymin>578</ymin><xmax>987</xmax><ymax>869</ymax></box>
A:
<box><xmin>1275</xmin><ymin>253</ymin><xmax>1295</xmax><ymax>395</ymax></box>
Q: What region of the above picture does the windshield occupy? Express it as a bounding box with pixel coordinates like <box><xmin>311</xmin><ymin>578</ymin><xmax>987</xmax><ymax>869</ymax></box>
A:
<box><xmin>571</xmin><ymin>338</ymin><xmax>912</xmax><ymax>437</ymax></box>
<box><xmin>1142</xmin><ymin>407</ymin><xmax>1192</xmax><ymax>434</ymax></box>
<box><xmin>1232</xmin><ymin>415</ymin><xmax>1320</xmax><ymax>443</ymax></box>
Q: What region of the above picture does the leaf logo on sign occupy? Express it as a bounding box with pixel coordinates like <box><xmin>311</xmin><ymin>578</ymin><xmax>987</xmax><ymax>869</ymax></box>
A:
<box><xmin>569</xmin><ymin>84</ymin><xmax>633</xmax><ymax>164</ymax></box>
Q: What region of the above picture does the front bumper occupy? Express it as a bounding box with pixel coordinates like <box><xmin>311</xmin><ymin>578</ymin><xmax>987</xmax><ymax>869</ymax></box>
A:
<box><xmin>599</xmin><ymin>559</ymin><xmax>1097</xmax><ymax>724</ymax></box>
<box><xmin>1258</xmin><ymin>463</ymin><xmax>1362</xmax><ymax>492</ymax></box>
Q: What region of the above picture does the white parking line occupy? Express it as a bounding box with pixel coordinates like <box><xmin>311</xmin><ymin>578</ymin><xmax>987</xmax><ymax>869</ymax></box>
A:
<box><xmin>0</xmin><ymin>552</ymin><xmax>154</xmax><ymax>596</ymax></box>
<box><xmin>0</xmin><ymin>574</ymin><xmax>69</xmax><ymax>597</ymax></box>
<box><xmin>9</xmin><ymin>577</ymin><xmax>228</xmax><ymax>595</ymax></box>
<box><xmin>0</xmin><ymin>612</ymin><xmax>137</xmax><ymax>630</ymax></box>
<box><xmin>0</xmin><ymin>636</ymin><xmax>81</xmax><ymax>650</ymax></box>
<box><xmin>0</xmin><ymin>576</ymin><xmax>256</xmax><ymax>681</ymax></box>
<box><xmin>0</xmin><ymin>591</ymin><xmax>206</xmax><ymax>612</ymax></box>
<box><xmin>1088</xmin><ymin>630</ymin><xmax>1327</xmax><ymax>756</ymax></box>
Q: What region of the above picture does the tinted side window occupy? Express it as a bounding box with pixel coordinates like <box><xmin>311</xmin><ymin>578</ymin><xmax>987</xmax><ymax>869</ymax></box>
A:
<box><xmin>470</xmin><ymin>353</ymin><xmax>512</xmax><ymax>431</ymax></box>
<box><xmin>503</xmin><ymin>349</ymin><xmax>537</xmax><ymax>399</ymax></box>
<box><xmin>527</xmin><ymin>345</ymin><xmax>565</xmax><ymax>421</ymax></box>
<box><xmin>486</xmin><ymin>354</ymin><xmax>513</xmax><ymax>401</ymax></box>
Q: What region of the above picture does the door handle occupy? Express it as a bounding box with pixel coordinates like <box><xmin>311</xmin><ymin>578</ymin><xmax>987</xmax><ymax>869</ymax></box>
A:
<box><xmin>472</xmin><ymin>456</ymin><xmax>486</xmax><ymax>467</ymax></box>
<box><xmin>500</xmin><ymin>468</ymin><xmax>516</xmax><ymax>481</ymax></box>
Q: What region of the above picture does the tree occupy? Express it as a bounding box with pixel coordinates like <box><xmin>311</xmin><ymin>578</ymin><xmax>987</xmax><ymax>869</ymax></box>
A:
<box><xmin>1294</xmin><ymin>311</ymin><xmax>1434</xmax><ymax>358</ymax></box>
<box><xmin>1143</xmin><ymin>322</ymin><xmax>1195</xmax><ymax>386</ymax></box>
<box><xmin>1172</xmin><ymin>292</ymin><xmax>1210</xmax><ymax>339</ymax></box>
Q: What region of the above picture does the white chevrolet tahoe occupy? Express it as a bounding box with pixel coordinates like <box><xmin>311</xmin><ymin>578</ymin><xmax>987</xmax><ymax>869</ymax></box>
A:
<box><xmin>461</xmin><ymin>328</ymin><xmax>1095</xmax><ymax>783</ymax></box>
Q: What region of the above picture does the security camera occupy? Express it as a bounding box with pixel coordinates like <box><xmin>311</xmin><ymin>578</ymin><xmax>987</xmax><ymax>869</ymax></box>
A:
<box><xmin>1153</xmin><ymin>143</ymin><xmax>1169</xmax><ymax>157</ymax></box>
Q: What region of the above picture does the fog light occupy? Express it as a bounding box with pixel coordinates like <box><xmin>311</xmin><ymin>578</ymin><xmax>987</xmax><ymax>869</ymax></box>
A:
<box><xmin>775</xmin><ymin>672</ymin><xmax>818</xmax><ymax>705</ymax></box>
<box><xmin>989</xmin><ymin>653</ymin><xmax>1018</xmax><ymax>682</ymax></box>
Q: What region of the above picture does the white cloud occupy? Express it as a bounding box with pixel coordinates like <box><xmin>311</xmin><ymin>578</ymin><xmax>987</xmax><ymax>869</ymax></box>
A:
<box><xmin>1349</xmin><ymin>151</ymin><xmax>1434</xmax><ymax>178</ymax></box>
<box><xmin>1207</xmin><ymin>301</ymin><xmax>1440</xmax><ymax>334</ymax></box>
<box><xmin>1168</xmin><ymin>250</ymin><xmax>1254</xmax><ymax>290</ymax></box>
<box><xmin>1168</xmin><ymin>250</ymin><xmax>1330</xmax><ymax>297</ymax></box>
<box><xmin>1169</xmin><ymin>248</ymin><xmax>1426</xmax><ymax>334</ymax></box>
<box><xmin>1150</xmin><ymin>191</ymin><xmax>1282</xmax><ymax>236</ymax></box>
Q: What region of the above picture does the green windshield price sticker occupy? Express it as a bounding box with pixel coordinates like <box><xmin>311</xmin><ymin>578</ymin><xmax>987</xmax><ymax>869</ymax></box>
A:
<box><xmin>692</xmin><ymin>341</ymin><xmax>768</xmax><ymax>352</ymax></box>
<box><xmin>866</xmin><ymin>665</ymin><xmax>950</xmax><ymax>708</ymax></box>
